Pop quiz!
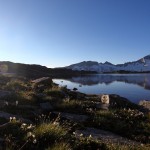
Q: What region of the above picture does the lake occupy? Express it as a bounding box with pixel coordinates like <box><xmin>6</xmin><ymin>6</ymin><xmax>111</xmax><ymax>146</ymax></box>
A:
<box><xmin>53</xmin><ymin>74</ymin><xmax>150</xmax><ymax>103</ymax></box>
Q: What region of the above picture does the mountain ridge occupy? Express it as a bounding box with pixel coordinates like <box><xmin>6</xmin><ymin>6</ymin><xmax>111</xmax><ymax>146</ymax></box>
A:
<box><xmin>66</xmin><ymin>55</ymin><xmax>150</xmax><ymax>73</ymax></box>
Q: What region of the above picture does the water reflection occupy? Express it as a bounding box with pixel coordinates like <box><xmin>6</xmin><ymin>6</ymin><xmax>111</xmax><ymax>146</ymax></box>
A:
<box><xmin>53</xmin><ymin>74</ymin><xmax>150</xmax><ymax>103</ymax></box>
<box><xmin>70</xmin><ymin>74</ymin><xmax>150</xmax><ymax>90</ymax></box>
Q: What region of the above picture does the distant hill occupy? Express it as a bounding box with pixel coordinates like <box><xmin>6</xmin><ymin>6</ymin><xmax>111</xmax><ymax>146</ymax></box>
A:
<box><xmin>1</xmin><ymin>55</ymin><xmax>150</xmax><ymax>78</ymax></box>
<box><xmin>0</xmin><ymin>61</ymin><xmax>96</xmax><ymax>78</ymax></box>
<box><xmin>66</xmin><ymin>55</ymin><xmax>150</xmax><ymax>73</ymax></box>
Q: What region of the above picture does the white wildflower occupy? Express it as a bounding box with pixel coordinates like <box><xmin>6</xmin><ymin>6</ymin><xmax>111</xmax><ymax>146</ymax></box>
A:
<box><xmin>9</xmin><ymin>117</ymin><xmax>12</xmax><ymax>122</ymax></box>
<box><xmin>13</xmin><ymin>117</ymin><xmax>16</xmax><ymax>120</ymax></box>
<box><xmin>27</xmin><ymin>124</ymin><xmax>33</xmax><ymax>129</ymax></box>
<box><xmin>5</xmin><ymin>101</ymin><xmax>9</xmax><ymax>106</ymax></box>
<box><xmin>27</xmin><ymin>132</ymin><xmax>32</xmax><ymax>138</ymax></box>
<box><xmin>32</xmin><ymin>134</ymin><xmax>35</xmax><ymax>138</ymax></box>
<box><xmin>33</xmin><ymin>139</ymin><xmax>37</xmax><ymax>144</ymax></box>
<box><xmin>16</xmin><ymin>101</ymin><xmax>18</xmax><ymax>106</ymax></box>
<box><xmin>21</xmin><ymin>123</ymin><xmax>27</xmax><ymax>129</ymax></box>
<box><xmin>53</xmin><ymin>121</ymin><xmax>59</xmax><ymax>126</ymax></box>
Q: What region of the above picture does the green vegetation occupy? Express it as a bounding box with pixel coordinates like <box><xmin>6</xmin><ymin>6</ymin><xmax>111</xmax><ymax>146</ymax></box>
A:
<box><xmin>0</xmin><ymin>74</ymin><xmax>150</xmax><ymax>149</ymax></box>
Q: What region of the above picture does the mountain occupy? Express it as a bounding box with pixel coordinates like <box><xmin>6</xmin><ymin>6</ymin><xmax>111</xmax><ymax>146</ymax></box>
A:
<box><xmin>66</xmin><ymin>55</ymin><xmax>150</xmax><ymax>73</ymax></box>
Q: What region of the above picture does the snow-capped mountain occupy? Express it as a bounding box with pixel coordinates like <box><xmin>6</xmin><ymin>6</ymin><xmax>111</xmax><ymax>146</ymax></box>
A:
<box><xmin>66</xmin><ymin>55</ymin><xmax>150</xmax><ymax>73</ymax></box>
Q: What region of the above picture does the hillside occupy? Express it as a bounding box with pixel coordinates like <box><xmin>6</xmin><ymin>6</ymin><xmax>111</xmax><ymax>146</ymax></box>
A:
<box><xmin>0</xmin><ymin>61</ymin><xmax>96</xmax><ymax>78</ymax></box>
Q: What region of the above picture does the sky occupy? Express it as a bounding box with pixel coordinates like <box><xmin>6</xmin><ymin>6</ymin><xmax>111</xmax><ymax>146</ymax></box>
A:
<box><xmin>0</xmin><ymin>0</ymin><xmax>150</xmax><ymax>68</ymax></box>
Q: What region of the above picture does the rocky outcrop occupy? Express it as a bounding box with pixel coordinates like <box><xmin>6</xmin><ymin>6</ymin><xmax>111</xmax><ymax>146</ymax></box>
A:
<box><xmin>75</xmin><ymin>127</ymin><xmax>141</xmax><ymax>145</ymax></box>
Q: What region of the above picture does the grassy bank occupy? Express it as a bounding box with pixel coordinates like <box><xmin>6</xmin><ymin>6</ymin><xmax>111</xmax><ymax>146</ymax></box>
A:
<box><xmin>0</xmin><ymin>74</ymin><xmax>150</xmax><ymax>149</ymax></box>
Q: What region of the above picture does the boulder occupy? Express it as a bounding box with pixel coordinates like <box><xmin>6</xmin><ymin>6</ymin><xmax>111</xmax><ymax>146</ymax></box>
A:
<box><xmin>95</xmin><ymin>102</ymin><xmax>109</xmax><ymax>110</ymax></box>
<box><xmin>31</xmin><ymin>77</ymin><xmax>52</xmax><ymax>92</ymax></box>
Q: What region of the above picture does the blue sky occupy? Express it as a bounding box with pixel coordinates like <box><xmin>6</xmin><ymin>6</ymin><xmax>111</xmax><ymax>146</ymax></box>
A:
<box><xmin>0</xmin><ymin>0</ymin><xmax>150</xmax><ymax>68</ymax></box>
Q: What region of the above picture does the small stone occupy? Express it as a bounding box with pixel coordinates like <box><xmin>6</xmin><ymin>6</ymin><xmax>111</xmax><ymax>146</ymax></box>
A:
<box><xmin>73</xmin><ymin>88</ymin><xmax>78</xmax><ymax>91</ymax></box>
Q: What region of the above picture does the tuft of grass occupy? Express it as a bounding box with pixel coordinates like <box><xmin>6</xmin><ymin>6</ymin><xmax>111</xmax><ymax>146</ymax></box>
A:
<box><xmin>34</xmin><ymin>122</ymin><xmax>69</xmax><ymax>148</ymax></box>
<box><xmin>46</xmin><ymin>142</ymin><xmax>71</xmax><ymax>150</ymax></box>
<box><xmin>34</xmin><ymin>123</ymin><xmax>67</xmax><ymax>138</ymax></box>
<box><xmin>54</xmin><ymin>99</ymin><xmax>84</xmax><ymax>113</ymax></box>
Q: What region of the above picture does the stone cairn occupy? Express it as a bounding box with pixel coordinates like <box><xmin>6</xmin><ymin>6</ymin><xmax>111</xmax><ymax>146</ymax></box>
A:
<box><xmin>96</xmin><ymin>94</ymin><xmax>110</xmax><ymax>110</ymax></box>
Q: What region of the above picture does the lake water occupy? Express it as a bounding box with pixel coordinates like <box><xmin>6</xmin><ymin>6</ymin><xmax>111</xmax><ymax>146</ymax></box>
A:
<box><xmin>53</xmin><ymin>74</ymin><xmax>150</xmax><ymax>103</ymax></box>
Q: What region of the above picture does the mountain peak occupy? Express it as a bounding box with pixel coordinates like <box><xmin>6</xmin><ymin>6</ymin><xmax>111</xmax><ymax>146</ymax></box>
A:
<box><xmin>104</xmin><ymin>61</ymin><xmax>113</xmax><ymax>65</ymax></box>
<box><xmin>66</xmin><ymin>55</ymin><xmax>150</xmax><ymax>73</ymax></box>
<box><xmin>78</xmin><ymin>61</ymin><xmax>99</xmax><ymax>66</ymax></box>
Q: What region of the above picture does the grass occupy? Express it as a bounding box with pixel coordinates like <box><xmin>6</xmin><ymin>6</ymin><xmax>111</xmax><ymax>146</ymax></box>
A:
<box><xmin>91</xmin><ymin>108</ymin><xmax>150</xmax><ymax>143</ymax></box>
<box><xmin>34</xmin><ymin>122</ymin><xmax>68</xmax><ymax>148</ymax></box>
<box><xmin>54</xmin><ymin>99</ymin><xmax>84</xmax><ymax>113</ymax></box>
<box><xmin>46</xmin><ymin>142</ymin><xmax>71</xmax><ymax>150</ymax></box>
<box><xmin>44</xmin><ymin>89</ymin><xmax>65</xmax><ymax>98</ymax></box>
<box><xmin>0</xmin><ymin>75</ymin><xmax>150</xmax><ymax>149</ymax></box>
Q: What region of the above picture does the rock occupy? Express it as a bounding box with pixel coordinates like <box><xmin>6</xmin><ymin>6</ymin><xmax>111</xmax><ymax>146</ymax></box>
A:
<box><xmin>75</xmin><ymin>127</ymin><xmax>141</xmax><ymax>145</ymax></box>
<box><xmin>139</xmin><ymin>100</ymin><xmax>150</xmax><ymax>110</ymax></box>
<box><xmin>40</xmin><ymin>102</ymin><xmax>53</xmax><ymax>111</ymax></box>
<box><xmin>54</xmin><ymin>112</ymin><xmax>88</xmax><ymax>122</ymax></box>
<box><xmin>95</xmin><ymin>103</ymin><xmax>109</xmax><ymax>110</ymax></box>
<box><xmin>100</xmin><ymin>94</ymin><xmax>109</xmax><ymax>104</ymax></box>
<box><xmin>31</xmin><ymin>77</ymin><xmax>52</xmax><ymax>84</ymax></box>
<box><xmin>73</xmin><ymin>88</ymin><xmax>78</xmax><ymax>91</ymax></box>
<box><xmin>0</xmin><ymin>111</ymin><xmax>32</xmax><ymax>123</ymax></box>
<box><xmin>31</xmin><ymin>77</ymin><xmax>52</xmax><ymax>92</ymax></box>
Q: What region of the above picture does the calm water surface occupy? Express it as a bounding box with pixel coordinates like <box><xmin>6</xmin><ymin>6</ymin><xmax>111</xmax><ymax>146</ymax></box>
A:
<box><xmin>53</xmin><ymin>74</ymin><xmax>150</xmax><ymax>103</ymax></box>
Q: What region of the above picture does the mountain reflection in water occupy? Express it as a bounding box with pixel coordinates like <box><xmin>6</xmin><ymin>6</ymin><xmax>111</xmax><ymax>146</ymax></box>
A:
<box><xmin>53</xmin><ymin>74</ymin><xmax>150</xmax><ymax>103</ymax></box>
